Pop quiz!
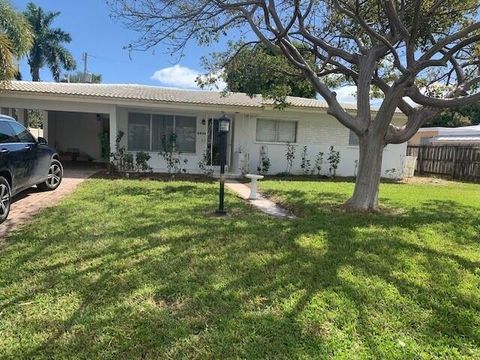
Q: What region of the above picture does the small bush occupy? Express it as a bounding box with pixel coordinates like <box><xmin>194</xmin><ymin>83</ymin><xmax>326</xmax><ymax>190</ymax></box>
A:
<box><xmin>327</xmin><ymin>146</ymin><xmax>341</xmax><ymax>177</ymax></box>
<box><xmin>135</xmin><ymin>151</ymin><xmax>152</xmax><ymax>173</ymax></box>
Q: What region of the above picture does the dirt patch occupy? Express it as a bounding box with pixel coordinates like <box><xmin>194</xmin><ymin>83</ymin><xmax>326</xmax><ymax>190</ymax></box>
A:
<box><xmin>400</xmin><ymin>176</ymin><xmax>455</xmax><ymax>185</ymax></box>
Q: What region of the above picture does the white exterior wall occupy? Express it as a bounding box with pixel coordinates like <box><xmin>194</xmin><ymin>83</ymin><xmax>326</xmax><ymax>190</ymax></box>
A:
<box><xmin>231</xmin><ymin>110</ymin><xmax>407</xmax><ymax>178</ymax></box>
<box><xmin>0</xmin><ymin>93</ymin><xmax>408</xmax><ymax>178</ymax></box>
<box><xmin>116</xmin><ymin>106</ymin><xmax>406</xmax><ymax>178</ymax></box>
<box><xmin>116</xmin><ymin>107</ymin><xmax>236</xmax><ymax>173</ymax></box>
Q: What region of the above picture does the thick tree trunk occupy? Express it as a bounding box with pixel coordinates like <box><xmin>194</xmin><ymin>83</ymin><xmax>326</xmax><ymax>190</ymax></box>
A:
<box><xmin>31</xmin><ymin>67</ymin><xmax>40</xmax><ymax>82</ymax></box>
<box><xmin>344</xmin><ymin>135</ymin><xmax>385</xmax><ymax>211</ymax></box>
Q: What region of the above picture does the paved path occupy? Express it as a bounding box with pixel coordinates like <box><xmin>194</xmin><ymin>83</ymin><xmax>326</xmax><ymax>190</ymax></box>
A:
<box><xmin>226</xmin><ymin>180</ymin><xmax>295</xmax><ymax>219</ymax></box>
<box><xmin>0</xmin><ymin>167</ymin><xmax>98</xmax><ymax>238</ymax></box>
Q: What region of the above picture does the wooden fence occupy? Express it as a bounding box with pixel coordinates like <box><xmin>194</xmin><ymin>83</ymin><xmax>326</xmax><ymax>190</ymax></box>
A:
<box><xmin>406</xmin><ymin>145</ymin><xmax>480</xmax><ymax>182</ymax></box>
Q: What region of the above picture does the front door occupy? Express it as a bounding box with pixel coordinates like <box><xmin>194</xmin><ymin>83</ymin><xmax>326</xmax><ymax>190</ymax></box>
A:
<box><xmin>207</xmin><ymin>118</ymin><xmax>232</xmax><ymax>167</ymax></box>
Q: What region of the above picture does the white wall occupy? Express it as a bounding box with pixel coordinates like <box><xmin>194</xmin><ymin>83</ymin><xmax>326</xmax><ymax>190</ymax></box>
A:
<box><xmin>115</xmin><ymin>105</ymin><xmax>407</xmax><ymax>178</ymax></box>
<box><xmin>116</xmin><ymin>107</ymin><xmax>236</xmax><ymax>173</ymax></box>
<box><xmin>232</xmin><ymin>110</ymin><xmax>407</xmax><ymax>179</ymax></box>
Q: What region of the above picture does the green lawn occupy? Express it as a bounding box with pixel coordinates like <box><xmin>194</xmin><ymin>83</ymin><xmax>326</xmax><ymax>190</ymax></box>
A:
<box><xmin>1</xmin><ymin>178</ymin><xmax>479</xmax><ymax>359</ymax></box>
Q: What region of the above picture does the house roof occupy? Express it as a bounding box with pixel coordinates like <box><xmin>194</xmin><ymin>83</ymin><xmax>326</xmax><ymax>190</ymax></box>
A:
<box><xmin>419</xmin><ymin>124</ymin><xmax>480</xmax><ymax>136</ymax></box>
<box><xmin>432</xmin><ymin>136</ymin><xmax>480</xmax><ymax>143</ymax></box>
<box><xmin>2</xmin><ymin>81</ymin><xmax>359</xmax><ymax>111</ymax></box>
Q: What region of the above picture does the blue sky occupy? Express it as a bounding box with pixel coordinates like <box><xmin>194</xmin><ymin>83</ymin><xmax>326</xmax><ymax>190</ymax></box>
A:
<box><xmin>11</xmin><ymin>0</ymin><xmax>358</xmax><ymax>103</ymax></box>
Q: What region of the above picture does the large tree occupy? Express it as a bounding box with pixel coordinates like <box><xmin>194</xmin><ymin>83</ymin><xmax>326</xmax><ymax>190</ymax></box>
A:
<box><xmin>0</xmin><ymin>0</ymin><xmax>32</xmax><ymax>83</ymax></box>
<box><xmin>109</xmin><ymin>0</ymin><xmax>480</xmax><ymax>211</ymax></box>
<box><xmin>24</xmin><ymin>2</ymin><xmax>76</xmax><ymax>82</ymax></box>
<box><xmin>202</xmin><ymin>42</ymin><xmax>317</xmax><ymax>100</ymax></box>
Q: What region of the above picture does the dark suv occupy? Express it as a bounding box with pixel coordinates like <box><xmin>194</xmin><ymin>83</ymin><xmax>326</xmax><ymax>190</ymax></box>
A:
<box><xmin>0</xmin><ymin>115</ymin><xmax>63</xmax><ymax>224</ymax></box>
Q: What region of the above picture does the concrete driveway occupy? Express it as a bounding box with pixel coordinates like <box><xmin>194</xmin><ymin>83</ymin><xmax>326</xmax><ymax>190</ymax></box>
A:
<box><xmin>0</xmin><ymin>166</ymin><xmax>99</xmax><ymax>238</ymax></box>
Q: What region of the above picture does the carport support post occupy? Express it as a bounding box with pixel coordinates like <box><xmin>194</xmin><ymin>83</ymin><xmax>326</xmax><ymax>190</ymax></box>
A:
<box><xmin>15</xmin><ymin>109</ymin><xmax>27</xmax><ymax>126</ymax></box>
<box><xmin>109</xmin><ymin>106</ymin><xmax>117</xmax><ymax>161</ymax></box>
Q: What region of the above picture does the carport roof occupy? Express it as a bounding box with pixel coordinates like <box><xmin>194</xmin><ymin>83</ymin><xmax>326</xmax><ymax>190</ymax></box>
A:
<box><xmin>3</xmin><ymin>81</ymin><xmax>359</xmax><ymax>111</ymax></box>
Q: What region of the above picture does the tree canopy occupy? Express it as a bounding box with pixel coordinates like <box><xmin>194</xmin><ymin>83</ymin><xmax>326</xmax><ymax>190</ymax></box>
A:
<box><xmin>0</xmin><ymin>0</ymin><xmax>32</xmax><ymax>83</ymax></box>
<box><xmin>24</xmin><ymin>2</ymin><xmax>76</xmax><ymax>82</ymax></box>
<box><xmin>64</xmin><ymin>71</ymin><xmax>102</xmax><ymax>84</ymax></box>
<box><xmin>201</xmin><ymin>42</ymin><xmax>316</xmax><ymax>101</ymax></box>
<box><xmin>425</xmin><ymin>104</ymin><xmax>480</xmax><ymax>127</ymax></box>
<box><xmin>109</xmin><ymin>0</ymin><xmax>480</xmax><ymax>211</ymax></box>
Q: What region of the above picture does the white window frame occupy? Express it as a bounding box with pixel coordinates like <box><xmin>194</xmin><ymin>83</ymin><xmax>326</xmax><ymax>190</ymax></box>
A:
<box><xmin>255</xmin><ymin>119</ymin><xmax>298</xmax><ymax>144</ymax></box>
<box><xmin>127</xmin><ymin>111</ymin><xmax>197</xmax><ymax>153</ymax></box>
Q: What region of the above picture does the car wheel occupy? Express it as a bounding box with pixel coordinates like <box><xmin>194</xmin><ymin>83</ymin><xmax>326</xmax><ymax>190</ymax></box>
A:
<box><xmin>37</xmin><ymin>159</ymin><xmax>63</xmax><ymax>191</ymax></box>
<box><xmin>0</xmin><ymin>176</ymin><xmax>11</xmax><ymax>224</ymax></box>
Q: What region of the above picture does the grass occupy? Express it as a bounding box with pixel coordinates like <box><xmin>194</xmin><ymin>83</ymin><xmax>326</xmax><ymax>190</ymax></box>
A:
<box><xmin>0</xmin><ymin>178</ymin><xmax>479</xmax><ymax>359</ymax></box>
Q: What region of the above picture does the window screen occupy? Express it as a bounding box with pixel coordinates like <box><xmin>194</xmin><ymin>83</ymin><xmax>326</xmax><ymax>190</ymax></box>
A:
<box><xmin>128</xmin><ymin>113</ymin><xmax>150</xmax><ymax>151</ymax></box>
<box><xmin>175</xmin><ymin>116</ymin><xmax>196</xmax><ymax>153</ymax></box>
<box><xmin>128</xmin><ymin>112</ymin><xmax>197</xmax><ymax>152</ymax></box>
<box><xmin>152</xmin><ymin>114</ymin><xmax>174</xmax><ymax>151</ymax></box>
<box><xmin>256</xmin><ymin>119</ymin><xmax>297</xmax><ymax>143</ymax></box>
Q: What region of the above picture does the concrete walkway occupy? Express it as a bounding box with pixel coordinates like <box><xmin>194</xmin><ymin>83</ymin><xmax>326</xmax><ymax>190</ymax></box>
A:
<box><xmin>0</xmin><ymin>167</ymin><xmax>98</xmax><ymax>238</ymax></box>
<box><xmin>226</xmin><ymin>181</ymin><xmax>295</xmax><ymax>219</ymax></box>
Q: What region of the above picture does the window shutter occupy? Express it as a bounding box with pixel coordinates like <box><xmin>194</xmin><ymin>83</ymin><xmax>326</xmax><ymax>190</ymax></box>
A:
<box><xmin>256</xmin><ymin>119</ymin><xmax>276</xmax><ymax>142</ymax></box>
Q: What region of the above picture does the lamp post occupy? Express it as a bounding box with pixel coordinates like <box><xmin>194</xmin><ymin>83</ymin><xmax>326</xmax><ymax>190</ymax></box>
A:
<box><xmin>216</xmin><ymin>115</ymin><xmax>230</xmax><ymax>215</ymax></box>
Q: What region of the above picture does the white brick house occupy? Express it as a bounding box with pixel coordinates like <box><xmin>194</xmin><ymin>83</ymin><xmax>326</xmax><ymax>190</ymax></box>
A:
<box><xmin>0</xmin><ymin>81</ymin><xmax>408</xmax><ymax>178</ymax></box>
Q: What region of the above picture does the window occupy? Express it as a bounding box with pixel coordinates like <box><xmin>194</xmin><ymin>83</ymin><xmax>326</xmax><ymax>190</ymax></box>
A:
<box><xmin>128</xmin><ymin>113</ymin><xmax>150</xmax><ymax>151</ymax></box>
<box><xmin>256</xmin><ymin>119</ymin><xmax>297</xmax><ymax>143</ymax></box>
<box><xmin>175</xmin><ymin>116</ymin><xmax>196</xmax><ymax>153</ymax></box>
<box><xmin>128</xmin><ymin>112</ymin><xmax>197</xmax><ymax>152</ymax></box>
<box><xmin>0</xmin><ymin>122</ymin><xmax>16</xmax><ymax>143</ymax></box>
<box><xmin>9</xmin><ymin>121</ymin><xmax>35</xmax><ymax>143</ymax></box>
<box><xmin>152</xmin><ymin>114</ymin><xmax>174</xmax><ymax>151</ymax></box>
<box><xmin>348</xmin><ymin>130</ymin><xmax>359</xmax><ymax>146</ymax></box>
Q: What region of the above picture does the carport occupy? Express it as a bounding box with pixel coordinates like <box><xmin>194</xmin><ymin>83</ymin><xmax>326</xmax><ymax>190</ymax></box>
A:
<box><xmin>0</xmin><ymin>92</ymin><xmax>116</xmax><ymax>163</ymax></box>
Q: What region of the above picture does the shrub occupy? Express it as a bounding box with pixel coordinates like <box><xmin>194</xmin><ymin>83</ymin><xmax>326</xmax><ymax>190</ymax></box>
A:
<box><xmin>300</xmin><ymin>146</ymin><xmax>311</xmax><ymax>175</ymax></box>
<box><xmin>257</xmin><ymin>146</ymin><xmax>271</xmax><ymax>174</ymax></box>
<box><xmin>314</xmin><ymin>151</ymin><xmax>324</xmax><ymax>176</ymax></box>
<box><xmin>159</xmin><ymin>133</ymin><xmax>188</xmax><ymax>177</ymax></box>
<box><xmin>285</xmin><ymin>143</ymin><xmax>296</xmax><ymax>174</ymax></box>
<box><xmin>110</xmin><ymin>131</ymin><xmax>134</xmax><ymax>173</ymax></box>
<box><xmin>198</xmin><ymin>150</ymin><xmax>214</xmax><ymax>177</ymax></box>
<box><xmin>327</xmin><ymin>146</ymin><xmax>341</xmax><ymax>177</ymax></box>
<box><xmin>135</xmin><ymin>151</ymin><xmax>152</xmax><ymax>173</ymax></box>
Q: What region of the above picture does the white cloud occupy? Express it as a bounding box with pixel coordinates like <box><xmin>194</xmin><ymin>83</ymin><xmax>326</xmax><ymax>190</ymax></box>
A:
<box><xmin>151</xmin><ymin>64</ymin><xmax>200</xmax><ymax>89</ymax></box>
<box><xmin>333</xmin><ymin>85</ymin><xmax>357</xmax><ymax>104</ymax></box>
<box><xmin>151</xmin><ymin>64</ymin><xmax>226</xmax><ymax>90</ymax></box>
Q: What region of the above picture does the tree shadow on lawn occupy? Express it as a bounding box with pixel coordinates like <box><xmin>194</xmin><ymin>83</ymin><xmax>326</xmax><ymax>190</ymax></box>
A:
<box><xmin>1</xmin><ymin>181</ymin><xmax>480</xmax><ymax>358</ymax></box>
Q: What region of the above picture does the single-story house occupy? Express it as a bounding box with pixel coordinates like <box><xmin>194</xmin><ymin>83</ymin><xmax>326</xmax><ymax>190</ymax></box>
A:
<box><xmin>0</xmin><ymin>81</ymin><xmax>408</xmax><ymax>178</ymax></box>
<box><xmin>409</xmin><ymin>125</ymin><xmax>480</xmax><ymax>146</ymax></box>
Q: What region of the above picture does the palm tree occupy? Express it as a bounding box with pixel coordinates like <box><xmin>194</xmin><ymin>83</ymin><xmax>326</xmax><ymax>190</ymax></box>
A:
<box><xmin>0</xmin><ymin>0</ymin><xmax>32</xmax><ymax>83</ymax></box>
<box><xmin>24</xmin><ymin>2</ymin><xmax>76</xmax><ymax>82</ymax></box>
<box><xmin>65</xmin><ymin>70</ymin><xmax>102</xmax><ymax>83</ymax></box>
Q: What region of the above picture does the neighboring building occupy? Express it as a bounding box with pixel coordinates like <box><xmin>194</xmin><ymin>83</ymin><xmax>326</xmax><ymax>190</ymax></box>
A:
<box><xmin>409</xmin><ymin>125</ymin><xmax>480</xmax><ymax>146</ymax></box>
<box><xmin>0</xmin><ymin>81</ymin><xmax>408</xmax><ymax>178</ymax></box>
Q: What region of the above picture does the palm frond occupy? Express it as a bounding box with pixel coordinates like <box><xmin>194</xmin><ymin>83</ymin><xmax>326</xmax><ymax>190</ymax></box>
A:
<box><xmin>0</xmin><ymin>0</ymin><xmax>32</xmax><ymax>55</ymax></box>
<box><xmin>24</xmin><ymin>2</ymin><xmax>74</xmax><ymax>81</ymax></box>
<box><xmin>0</xmin><ymin>32</ymin><xmax>18</xmax><ymax>85</ymax></box>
